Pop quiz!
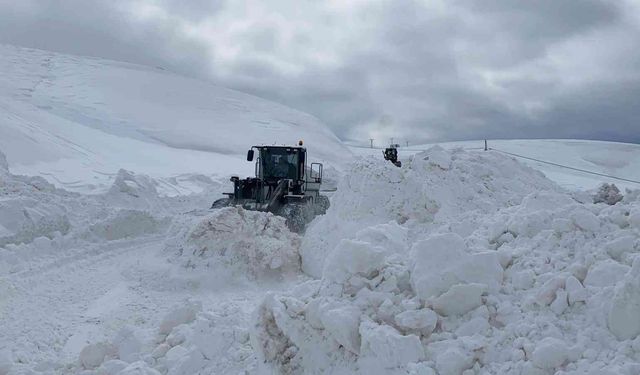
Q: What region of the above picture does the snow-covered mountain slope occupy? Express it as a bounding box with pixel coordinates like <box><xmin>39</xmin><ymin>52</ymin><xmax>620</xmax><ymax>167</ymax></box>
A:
<box><xmin>350</xmin><ymin>139</ymin><xmax>640</xmax><ymax>191</ymax></box>
<box><xmin>0</xmin><ymin>44</ymin><xmax>349</xmax><ymax>194</ymax></box>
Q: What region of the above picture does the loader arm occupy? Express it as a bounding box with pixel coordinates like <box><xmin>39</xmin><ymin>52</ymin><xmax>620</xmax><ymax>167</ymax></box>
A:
<box><xmin>264</xmin><ymin>179</ymin><xmax>289</xmax><ymax>212</ymax></box>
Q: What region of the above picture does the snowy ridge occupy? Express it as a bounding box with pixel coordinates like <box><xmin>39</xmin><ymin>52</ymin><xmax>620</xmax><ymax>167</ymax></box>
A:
<box><xmin>0</xmin><ymin>44</ymin><xmax>349</xmax><ymax>194</ymax></box>
<box><xmin>350</xmin><ymin>139</ymin><xmax>640</xmax><ymax>191</ymax></box>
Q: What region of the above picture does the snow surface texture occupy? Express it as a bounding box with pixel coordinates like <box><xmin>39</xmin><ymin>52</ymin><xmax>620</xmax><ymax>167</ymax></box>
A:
<box><xmin>0</xmin><ymin>44</ymin><xmax>349</xmax><ymax>195</ymax></box>
<box><xmin>254</xmin><ymin>147</ymin><xmax>640</xmax><ymax>375</ymax></box>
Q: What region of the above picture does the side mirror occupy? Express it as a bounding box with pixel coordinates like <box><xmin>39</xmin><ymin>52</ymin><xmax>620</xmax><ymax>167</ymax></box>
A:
<box><xmin>247</xmin><ymin>149</ymin><xmax>254</xmax><ymax>161</ymax></box>
<box><xmin>310</xmin><ymin>163</ymin><xmax>323</xmax><ymax>182</ymax></box>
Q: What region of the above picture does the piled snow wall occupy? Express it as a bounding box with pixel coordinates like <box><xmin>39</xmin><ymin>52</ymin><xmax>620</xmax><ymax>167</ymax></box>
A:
<box><xmin>254</xmin><ymin>147</ymin><xmax>640</xmax><ymax>374</ymax></box>
<box><xmin>301</xmin><ymin>146</ymin><xmax>557</xmax><ymax>277</ymax></box>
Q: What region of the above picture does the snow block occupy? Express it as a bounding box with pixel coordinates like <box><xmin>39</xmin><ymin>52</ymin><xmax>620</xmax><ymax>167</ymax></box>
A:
<box><xmin>432</xmin><ymin>283</ymin><xmax>486</xmax><ymax>316</ymax></box>
<box><xmin>322</xmin><ymin>239</ymin><xmax>387</xmax><ymax>285</ymax></box>
<box><xmin>359</xmin><ymin>320</ymin><xmax>425</xmax><ymax>368</ymax></box>
<box><xmin>605</xmin><ymin>236</ymin><xmax>636</xmax><ymax>260</ymax></box>
<box><xmin>608</xmin><ymin>260</ymin><xmax>640</xmax><ymax>340</ymax></box>
<box><xmin>411</xmin><ymin>233</ymin><xmax>503</xmax><ymax>302</ymax></box>
<box><xmin>570</xmin><ymin>209</ymin><xmax>600</xmax><ymax>232</ymax></box>
<box><xmin>394</xmin><ymin>308</ymin><xmax>438</xmax><ymax>333</ymax></box>
<box><xmin>531</xmin><ymin>337</ymin><xmax>568</xmax><ymax>369</ymax></box>
<box><xmin>159</xmin><ymin>301</ymin><xmax>201</xmax><ymax>335</ymax></box>
<box><xmin>435</xmin><ymin>347</ymin><xmax>473</xmax><ymax>375</ymax></box>
<box><xmin>79</xmin><ymin>342</ymin><xmax>114</xmax><ymax>370</ymax></box>
<box><xmin>584</xmin><ymin>261</ymin><xmax>629</xmax><ymax>288</ymax></box>
<box><xmin>565</xmin><ymin>276</ymin><xmax>587</xmax><ymax>305</ymax></box>
<box><xmin>320</xmin><ymin>305</ymin><xmax>361</xmax><ymax>354</ymax></box>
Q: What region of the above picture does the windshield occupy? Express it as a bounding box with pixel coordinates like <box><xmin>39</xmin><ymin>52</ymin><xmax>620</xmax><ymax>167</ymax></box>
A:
<box><xmin>260</xmin><ymin>148</ymin><xmax>300</xmax><ymax>180</ymax></box>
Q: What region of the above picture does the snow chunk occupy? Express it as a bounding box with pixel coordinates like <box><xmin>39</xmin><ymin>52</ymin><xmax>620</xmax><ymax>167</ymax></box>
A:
<box><xmin>455</xmin><ymin>316</ymin><xmax>490</xmax><ymax>337</ymax></box>
<box><xmin>113</xmin><ymin>327</ymin><xmax>142</xmax><ymax>363</ymax></box>
<box><xmin>159</xmin><ymin>301</ymin><xmax>201</xmax><ymax>335</ymax></box>
<box><xmin>512</xmin><ymin>270</ymin><xmax>536</xmax><ymax>290</ymax></box>
<box><xmin>410</xmin><ymin>233</ymin><xmax>467</xmax><ymax>300</ymax></box>
<box><xmin>394</xmin><ymin>308</ymin><xmax>438</xmax><ymax>333</ymax></box>
<box><xmin>435</xmin><ymin>347</ymin><xmax>473</xmax><ymax>375</ymax></box>
<box><xmin>323</xmin><ymin>239</ymin><xmax>386</xmax><ymax>284</ymax></box>
<box><xmin>531</xmin><ymin>337</ymin><xmax>568</xmax><ymax>370</ymax></box>
<box><xmin>549</xmin><ymin>289</ymin><xmax>568</xmax><ymax>315</ymax></box>
<box><xmin>432</xmin><ymin>283</ymin><xmax>486</xmax><ymax>316</ymax></box>
<box><xmin>608</xmin><ymin>260</ymin><xmax>640</xmax><ymax>340</ymax></box>
<box><xmin>79</xmin><ymin>342</ymin><xmax>114</xmax><ymax>369</ymax></box>
<box><xmin>359</xmin><ymin>320</ymin><xmax>425</xmax><ymax>368</ymax></box>
<box><xmin>565</xmin><ymin>276</ymin><xmax>587</xmax><ymax>305</ymax></box>
<box><xmin>411</xmin><ymin>233</ymin><xmax>503</xmax><ymax>301</ymax></box>
<box><xmin>320</xmin><ymin>305</ymin><xmax>361</xmax><ymax>354</ymax></box>
<box><xmin>584</xmin><ymin>261</ymin><xmax>630</xmax><ymax>287</ymax></box>
<box><xmin>570</xmin><ymin>209</ymin><xmax>600</xmax><ymax>232</ymax></box>
<box><xmin>605</xmin><ymin>236</ymin><xmax>636</xmax><ymax>260</ymax></box>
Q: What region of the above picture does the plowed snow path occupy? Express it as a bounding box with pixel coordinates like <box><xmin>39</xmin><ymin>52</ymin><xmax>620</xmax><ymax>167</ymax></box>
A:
<box><xmin>1</xmin><ymin>237</ymin><xmax>172</xmax><ymax>364</ymax></box>
<box><xmin>1</xmin><ymin>235</ymin><xmax>292</xmax><ymax>372</ymax></box>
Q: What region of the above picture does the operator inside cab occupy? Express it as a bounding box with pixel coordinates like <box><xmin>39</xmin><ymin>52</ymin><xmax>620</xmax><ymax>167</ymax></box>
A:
<box><xmin>274</xmin><ymin>155</ymin><xmax>296</xmax><ymax>178</ymax></box>
<box><xmin>261</xmin><ymin>148</ymin><xmax>299</xmax><ymax>180</ymax></box>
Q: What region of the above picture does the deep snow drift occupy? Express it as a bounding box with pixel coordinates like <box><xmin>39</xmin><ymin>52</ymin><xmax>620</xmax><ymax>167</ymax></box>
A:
<box><xmin>251</xmin><ymin>147</ymin><xmax>640</xmax><ymax>375</ymax></box>
<box><xmin>0</xmin><ymin>44</ymin><xmax>349</xmax><ymax>195</ymax></box>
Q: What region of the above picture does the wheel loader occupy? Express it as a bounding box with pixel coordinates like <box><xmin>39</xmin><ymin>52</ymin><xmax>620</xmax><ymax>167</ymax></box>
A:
<box><xmin>211</xmin><ymin>142</ymin><xmax>329</xmax><ymax>232</ymax></box>
<box><xmin>383</xmin><ymin>144</ymin><xmax>402</xmax><ymax>167</ymax></box>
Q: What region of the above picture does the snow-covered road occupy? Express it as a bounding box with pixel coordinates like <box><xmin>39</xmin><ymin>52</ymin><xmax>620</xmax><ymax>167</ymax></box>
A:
<box><xmin>3</xmin><ymin>237</ymin><xmax>168</xmax><ymax>363</ymax></box>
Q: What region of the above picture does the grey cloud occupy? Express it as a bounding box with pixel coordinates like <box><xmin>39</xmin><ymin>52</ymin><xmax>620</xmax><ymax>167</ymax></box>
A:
<box><xmin>0</xmin><ymin>0</ymin><xmax>638</xmax><ymax>145</ymax></box>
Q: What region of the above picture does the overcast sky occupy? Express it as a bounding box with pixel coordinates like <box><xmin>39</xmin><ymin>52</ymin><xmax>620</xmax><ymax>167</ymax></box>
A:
<box><xmin>1</xmin><ymin>0</ymin><xmax>639</xmax><ymax>144</ymax></box>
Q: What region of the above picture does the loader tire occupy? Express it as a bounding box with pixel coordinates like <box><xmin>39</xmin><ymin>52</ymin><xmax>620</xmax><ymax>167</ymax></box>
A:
<box><xmin>314</xmin><ymin>195</ymin><xmax>330</xmax><ymax>215</ymax></box>
<box><xmin>280</xmin><ymin>201</ymin><xmax>313</xmax><ymax>233</ymax></box>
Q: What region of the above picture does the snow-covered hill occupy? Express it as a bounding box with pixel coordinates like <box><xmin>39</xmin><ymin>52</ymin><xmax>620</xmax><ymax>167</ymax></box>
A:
<box><xmin>0</xmin><ymin>44</ymin><xmax>349</xmax><ymax>194</ymax></box>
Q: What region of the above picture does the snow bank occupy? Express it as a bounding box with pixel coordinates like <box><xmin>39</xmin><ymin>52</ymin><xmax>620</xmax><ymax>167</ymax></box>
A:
<box><xmin>165</xmin><ymin>207</ymin><xmax>301</xmax><ymax>281</ymax></box>
<box><xmin>0</xmin><ymin>150</ymin><xmax>217</xmax><ymax>279</ymax></box>
<box><xmin>254</xmin><ymin>148</ymin><xmax>640</xmax><ymax>374</ymax></box>
<box><xmin>301</xmin><ymin>146</ymin><xmax>557</xmax><ymax>277</ymax></box>
<box><xmin>0</xmin><ymin>151</ymin><xmax>72</xmax><ymax>247</ymax></box>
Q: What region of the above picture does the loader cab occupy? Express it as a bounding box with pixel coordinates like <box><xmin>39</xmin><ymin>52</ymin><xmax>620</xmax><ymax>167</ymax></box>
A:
<box><xmin>247</xmin><ymin>146</ymin><xmax>305</xmax><ymax>183</ymax></box>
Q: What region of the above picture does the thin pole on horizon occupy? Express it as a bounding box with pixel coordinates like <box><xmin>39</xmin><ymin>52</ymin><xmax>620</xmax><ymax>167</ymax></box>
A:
<box><xmin>369</xmin><ymin>138</ymin><xmax>374</xmax><ymax>148</ymax></box>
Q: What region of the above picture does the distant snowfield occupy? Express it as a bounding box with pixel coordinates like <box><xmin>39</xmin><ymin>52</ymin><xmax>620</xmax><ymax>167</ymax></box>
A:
<box><xmin>0</xmin><ymin>44</ymin><xmax>349</xmax><ymax>195</ymax></box>
<box><xmin>350</xmin><ymin>139</ymin><xmax>640</xmax><ymax>191</ymax></box>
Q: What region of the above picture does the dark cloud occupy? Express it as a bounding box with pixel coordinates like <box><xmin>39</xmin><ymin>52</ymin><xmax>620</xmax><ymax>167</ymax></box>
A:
<box><xmin>0</xmin><ymin>0</ymin><xmax>638</xmax><ymax>145</ymax></box>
